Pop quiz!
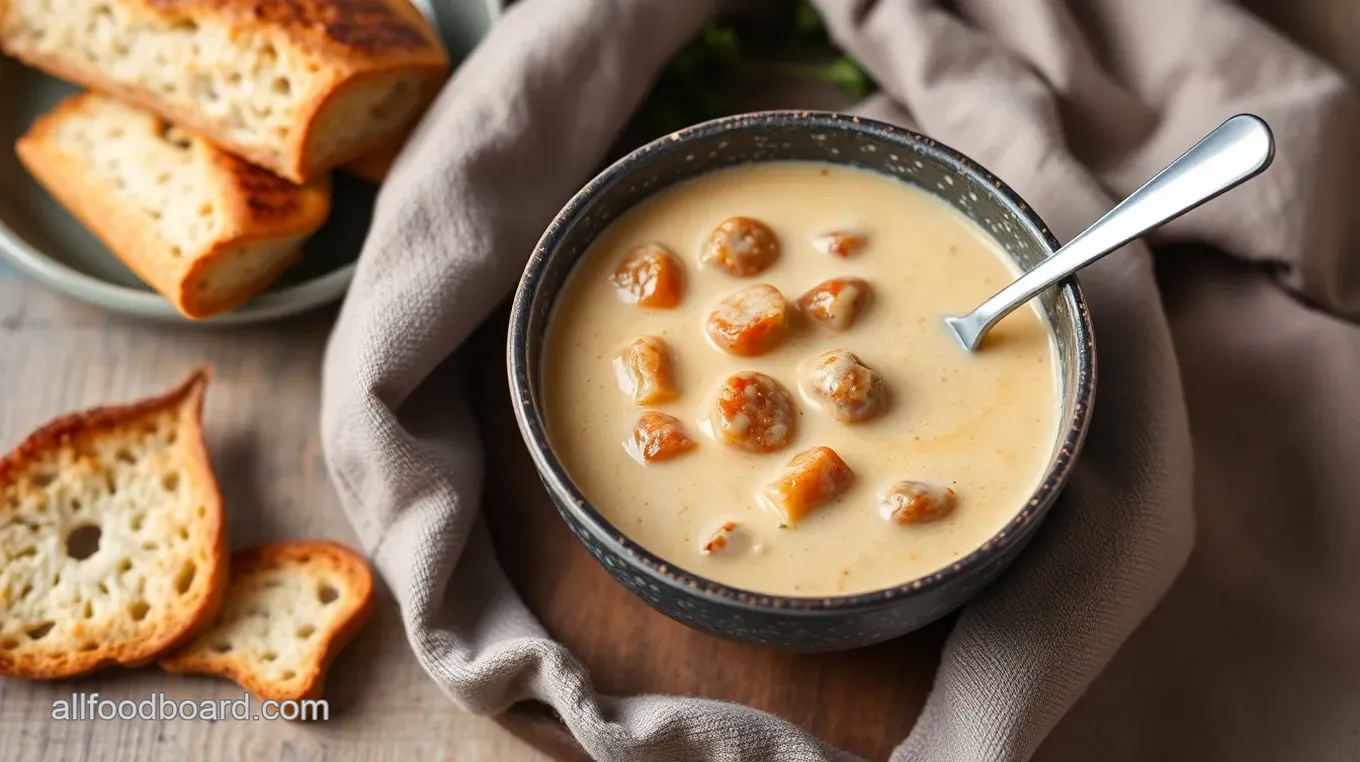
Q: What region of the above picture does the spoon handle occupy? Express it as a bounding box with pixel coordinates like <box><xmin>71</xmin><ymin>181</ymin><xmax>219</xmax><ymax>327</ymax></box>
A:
<box><xmin>948</xmin><ymin>113</ymin><xmax>1275</xmax><ymax>350</ymax></box>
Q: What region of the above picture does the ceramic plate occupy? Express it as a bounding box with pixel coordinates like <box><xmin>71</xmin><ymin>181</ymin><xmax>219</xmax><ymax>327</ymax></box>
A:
<box><xmin>0</xmin><ymin>0</ymin><xmax>502</xmax><ymax>325</ymax></box>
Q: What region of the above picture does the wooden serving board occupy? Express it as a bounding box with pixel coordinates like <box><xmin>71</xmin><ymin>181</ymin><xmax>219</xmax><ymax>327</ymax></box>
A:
<box><xmin>466</xmin><ymin>306</ymin><xmax>949</xmax><ymax>762</ymax></box>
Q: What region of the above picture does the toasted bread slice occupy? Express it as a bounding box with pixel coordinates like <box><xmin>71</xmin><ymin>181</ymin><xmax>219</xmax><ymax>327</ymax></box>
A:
<box><xmin>160</xmin><ymin>541</ymin><xmax>374</xmax><ymax>702</ymax></box>
<box><xmin>0</xmin><ymin>369</ymin><xmax>228</xmax><ymax>679</ymax></box>
<box><xmin>15</xmin><ymin>92</ymin><xmax>331</xmax><ymax>319</ymax></box>
<box><xmin>0</xmin><ymin>0</ymin><xmax>449</xmax><ymax>183</ymax></box>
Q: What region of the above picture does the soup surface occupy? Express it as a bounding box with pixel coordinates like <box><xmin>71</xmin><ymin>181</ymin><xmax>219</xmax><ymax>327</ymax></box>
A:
<box><xmin>543</xmin><ymin>161</ymin><xmax>1058</xmax><ymax>596</ymax></box>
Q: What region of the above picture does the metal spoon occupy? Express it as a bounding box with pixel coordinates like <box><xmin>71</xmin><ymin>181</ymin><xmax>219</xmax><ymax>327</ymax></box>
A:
<box><xmin>944</xmin><ymin>114</ymin><xmax>1275</xmax><ymax>352</ymax></box>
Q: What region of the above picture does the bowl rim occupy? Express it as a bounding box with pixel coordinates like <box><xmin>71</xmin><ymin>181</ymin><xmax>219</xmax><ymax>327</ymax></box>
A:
<box><xmin>508</xmin><ymin>109</ymin><xmax>1096</xmax><ymax>613</ymax></box>
<box><xmin>0</xmin><ymin>219</ymin><xmax>357</xmax><ymax>325</ymax></box>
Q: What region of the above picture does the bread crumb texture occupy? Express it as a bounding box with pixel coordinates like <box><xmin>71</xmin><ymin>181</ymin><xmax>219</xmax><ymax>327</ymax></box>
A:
<box><xmin>160</xmin><ymin>541</ymin><xmax>373</xmax><ymax>703</ymax></box>
<box><xmin>0</xmin><ymin>370</ymin><xmax>226</xmax><ymax>679</ymax></box>
<box><xmin>1</xmin><ymin>0</ymin><xmax>448</xmax><ymax>180</ymax></box>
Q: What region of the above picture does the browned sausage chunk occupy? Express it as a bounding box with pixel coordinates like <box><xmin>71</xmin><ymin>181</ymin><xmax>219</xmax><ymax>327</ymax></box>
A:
<box><xmin>706</xmin><ymin>284</ymin><xmax>789</xmax><ymax>357</ymax></box>
<box><xmin>879</xmin><ymin>481</ymin><xmax>957</xmax><ymax>524</ymax></box>
<box><xmin>702</xmin><ymin>217</ymin><xmax>780</xmax><ymax>276</ymax></box>
<box><xmin>711</xmin><ymin>371</ymin><xmax>795</xmax><ymax>453</ymax></box>
<box><xmin>630</xmin><ymin>411</ymin><xmax>697</xmax><ymax>463</ymax></box>
<box><xmin>798</xmin><ymin>277</ymin><xmax>870</xmax><ymax>331</ymax></box>
<box><xmin>615</xmin><ymin>336</ymin><xmax>678</xmax><ymax>405</ymax></box>
<box><xmin>803</xmin><ymin>349</ymin><xmax>887</xmax><ymax>423</ymax></box>
<box><xmin>759</xmin><ymin>446</ymin><xmax>854</xmax><ymax>526</ymax></box>
<box><xmin>611</xmin><ymin>243</ymin><xmax>684</xmax><ymax>308</ymax></box>
<box><xmin>812</xmin><ymin>231</ymin><xmax>866</xmax><ymax>258</ymax></box>
<box><xmin>701</xmin><ymin>521</ymin><xmax>740</xmax><ymax>555</ymax></box>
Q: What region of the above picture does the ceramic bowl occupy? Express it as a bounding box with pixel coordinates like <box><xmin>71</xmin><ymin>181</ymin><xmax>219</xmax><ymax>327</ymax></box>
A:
<box><xmin>508</xmin><ymin>111</ymin><xmax>1096</xmax><ymax>652</ymax></box>
<box><xmin>0</xmin><ymin>0</ymin><xmax>502</xmax><ymax>325</ymax></box>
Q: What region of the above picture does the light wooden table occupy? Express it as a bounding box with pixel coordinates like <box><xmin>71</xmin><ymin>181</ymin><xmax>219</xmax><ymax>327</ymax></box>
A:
<box><xmin>0</xmin><ymin>273</ymin><xmax>548</xmax><ymax>762</ymax></box>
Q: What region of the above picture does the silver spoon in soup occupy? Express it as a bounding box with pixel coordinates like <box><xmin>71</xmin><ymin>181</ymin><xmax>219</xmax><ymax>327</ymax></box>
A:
<box><xmin>945</xmin><ymin>114</ymin><xmax>1275</xmax><ymax>352</ymax></box>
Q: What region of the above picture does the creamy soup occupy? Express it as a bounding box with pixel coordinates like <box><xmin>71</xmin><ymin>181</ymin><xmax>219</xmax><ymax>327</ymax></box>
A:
<box><xmin>543</xmin><ymin>161</ymin><xmax>1058</xmax><ymax>597</ymax></box>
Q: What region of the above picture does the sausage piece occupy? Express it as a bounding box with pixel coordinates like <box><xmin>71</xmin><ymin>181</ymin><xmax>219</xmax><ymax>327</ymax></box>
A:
<box><xmin>812</xmin><ymin>231</ymin><xmax>866</xmax><ymax>258</ymax></box>
<box><xmin>611</xmin><ymin>243</ymin><xmax>684</xmax><ymax>308</ymax></box>
<box><xmin>879</xmin><ymin>481</ymin><xmax>957</xmax><ymax>525</ymax></box>
<box><xmin>615</xmin><ymin>336</ymin><xmax>678</xmax><ymax>405</ymax></box>
<box><xmin>706</xmin><ymin>284</ymin><xmax>789</xmax><ymax>357</ymax></box>
<box><xmin>711</xmin><ymin>371</ymin><xmax>795</xmax><ymax>453</ymax></box>
<box><xmin>798</xmin><ymin>277</ymin><xmax>870</xmax><ymax>331</ymax></box>
<box><xmin>702</xmin><ymin>217</ymin><xmax>780</xmax><ymax>276</ymax></box>
<box><xmin>630</xmin><ymin>411</ymin><xmax>697</xmax><ymax>463</ymax></box>
<box><xmin>758</xmin><ymin>446</ymin><xmax>854</xmax><ymax>526</ymax></box>
<box><xmin>802</xmin><ymin>349</ymin><xmax>887</xmax><ymax>423</ymax></box>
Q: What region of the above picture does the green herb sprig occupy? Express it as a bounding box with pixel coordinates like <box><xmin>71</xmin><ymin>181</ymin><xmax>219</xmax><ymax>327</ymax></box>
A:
<box><xmin>636</xmin><ymin>1</ymin><xmax>876</xmax><ymax>139</ymax></box>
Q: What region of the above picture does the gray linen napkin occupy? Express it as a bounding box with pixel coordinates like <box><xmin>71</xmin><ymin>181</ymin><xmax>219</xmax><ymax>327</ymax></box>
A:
<box><xmin>321</xmin><ymin>0</ymin><xmax>1360</xmax><ymax>759</ymax></box>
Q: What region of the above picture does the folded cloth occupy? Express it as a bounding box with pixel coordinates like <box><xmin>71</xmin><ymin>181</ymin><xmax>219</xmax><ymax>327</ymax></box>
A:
<box><xmin>320</xmin><ymin>0</ymin><xmax>1360</xmax><ymax>760</ymax></box>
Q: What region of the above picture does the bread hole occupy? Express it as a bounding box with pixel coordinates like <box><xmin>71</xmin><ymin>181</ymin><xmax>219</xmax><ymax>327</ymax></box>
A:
<box><xmin>317</xmin><ymin>583</ymin><xmax>338</xmax><ymax>605</ymax></box>
<box><xmin>117</xmin><ymin>558</ymin><xmax>132</xmax><ymax>573</ymax></box>
<box><xmin>261</xmin><ymin>44</ymin><xmax>278</xmax><ymax>64</ymax></box>
<box><xmin>161</xmin><ymin>472</ymin><xmax>180</xmax><ymax>492</ymax></box>
<box><xmin>211</xmin><ymin>641</ymin><xmax>232</xmax><ymax>653</ymax></box>
<box><xmin>297</xmin><ymin>554</ymin><xmax>311</xmax><ymax>563</ymax></box>
<box><xmin>0</xmin><ymin>637</ymin><xmax>18</xmax><ymax>650</ymax></box>
<box><xmin>170</xmin><ymin>246</ymin><xmax>183</xmax><ymax>258</ymax></box>
<box><xmin>296</xmin><ymin>624</ymin><xmax>315</xmax><ymax>639</ymax></box>
<box><xmin>175</xmin><ymin>561</ymin><xmax>196</xmax><ymax>594</ymax></box>
<box><xmin>104</xmin><ymin>472</ymin><xmax>118</xmax><ymax>494</ymax></box>
<box><xmin>169</xmin><ymin>17</ymin><xmax>198</xmax><ymax>32</ymax></box>
<box><xmin>14</xmin><ymin>546</ymin><xmax>37</xmax><ymax>559</ymax></box>
<box><xmin>306</xmin><ymin>61</ymin><xmax>320</xmax><ymax>73</ymax></box>
<box><xmin>19</xmin><ymin>583</ymin><xmax>32</xmax><ymax>600</ymax></box>
<box><xmin>97</xmin><ymin>581</ymin><xmax>109</xmax><ymax>595</ymax></box>
<box><xmin>197</xmin><ymin>505</ymin><xmax>206</xmax><ymax>519</ymax></box>
<box><xmin>128</xmin><ymin>601</ymin><xmax>149</xmax><ymax>621</ymax></box>
<box><xmin>197</xmin><ymin>203</ymin><xmax>213</xmax><ymax>218</ymax></box>
<box><xmin>113</xmin><ymin>40</ymin><xmax>129</xmax><ymax>56</ymax></box>
<box><xmin>160</xmin><ymin>126</ymin><xmax>192</xmax><ymax>151</ymax></box>
<box><xmin>130</xmin><ymin>513</ymin><xmax>145</xmax><ymax>532</ymax></box>
<box><xmin>142</xmin><ymin>541</ymin><xmax>159</xmax><ymax>551</ymax></box>
<box><xmin>82</xmin><ymin>601</ymin><xmax>93</xmax><ymax>619</ymax></box>
<box><xmin>31</xmin><ymin>472</ymin><xmax>54</xmax><ymax>488</ymax></box>
<box><xmin>271</xmin><ymin>76</ymin><xmax>292</xmax><ymax>96</ymax></box>
<box><xmin>92</xmin><ymin>4</ymin><xmax>112</xmax><ymax>20</ymax></box>
<box><xmin>281</xmin><ymin>669</ymin><xmax>297</xmax><ymax>680</ymax></box>
<box><xmin>66</xmin><ymin>525</ymin><xmax>100</xmax><ymax>560</ymax></box>
<box><xmin>263</xmin><ymin>579</ymin><xmax>282</xmax><ymax>589</ymax></box>
<box><xmin>26</xmin><ymin>622</ymin><xmax>54</xmax><ymax>641</ymax></box>
<box><xmin>167</xmin><ymin>430</ymin><xmax>178</xmax><ymax>445</ymax></box>
<box><xmin>156</xmin><ymin>172</ymin><xmax>171</xmax><ymax>186</ymax></box>
<box><xmin>80</xmin><ymin>641</ymin><xmax>98</xmax><ymax>652</ymax></box>
<box><xmin>53</xmin><ymin>573</ymin><xmax>61</xmax><ymax>586</ymax></box>
<box><xmin>177</xmin><ymin>527</ymin><xmax>189</xmax><ymax>541</ymax></box>
<box><xmin>261</xmin><ymin>650</ymin><xmax>277</xmax><ymax>662</ymax></box>
<box><xmin>274</xmin><ymin>126</ymin><xmax>288</xmax><ymax>140</ymax></box>
<box><xmin>227</xmin><ymin>72</ymin><xmax>242</xmax><ymax>86</ymax></box>
<box><xmin>70</xmin><ymin>498</ymin><xmax>82</xmax><ymax>512</ymax></box>
<box><xmin>115</xmin><ymin>448</ymin><xmax>135</xmax><ymax>464</ymax></box>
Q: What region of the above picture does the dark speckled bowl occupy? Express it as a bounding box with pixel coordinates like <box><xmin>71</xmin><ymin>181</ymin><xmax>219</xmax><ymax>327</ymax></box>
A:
<box><xmin>508</xmin><ymin>111</ymin><xmax>1095</xmax><ymax>652</ymax></box>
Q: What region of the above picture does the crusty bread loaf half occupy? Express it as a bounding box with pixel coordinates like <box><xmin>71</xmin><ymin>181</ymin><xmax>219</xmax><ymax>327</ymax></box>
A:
<box><xmin>0</xmin><ymin>0</ymin><xmax>450</xmax><ymax>183</ymax></box>
<box><xmin>15</xmin><ymin>92</ymin><xmax>331</xmax><ymax>319</ymax></box>
<box><xmin>159</xmin><ymin>540</ymin><xmax>374</xmax><ymax>702</ymax></box>
<box><xmin>0</xmin><ymin>369</ymin><xmax>228</xmax><ymax>680</ymax></box>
